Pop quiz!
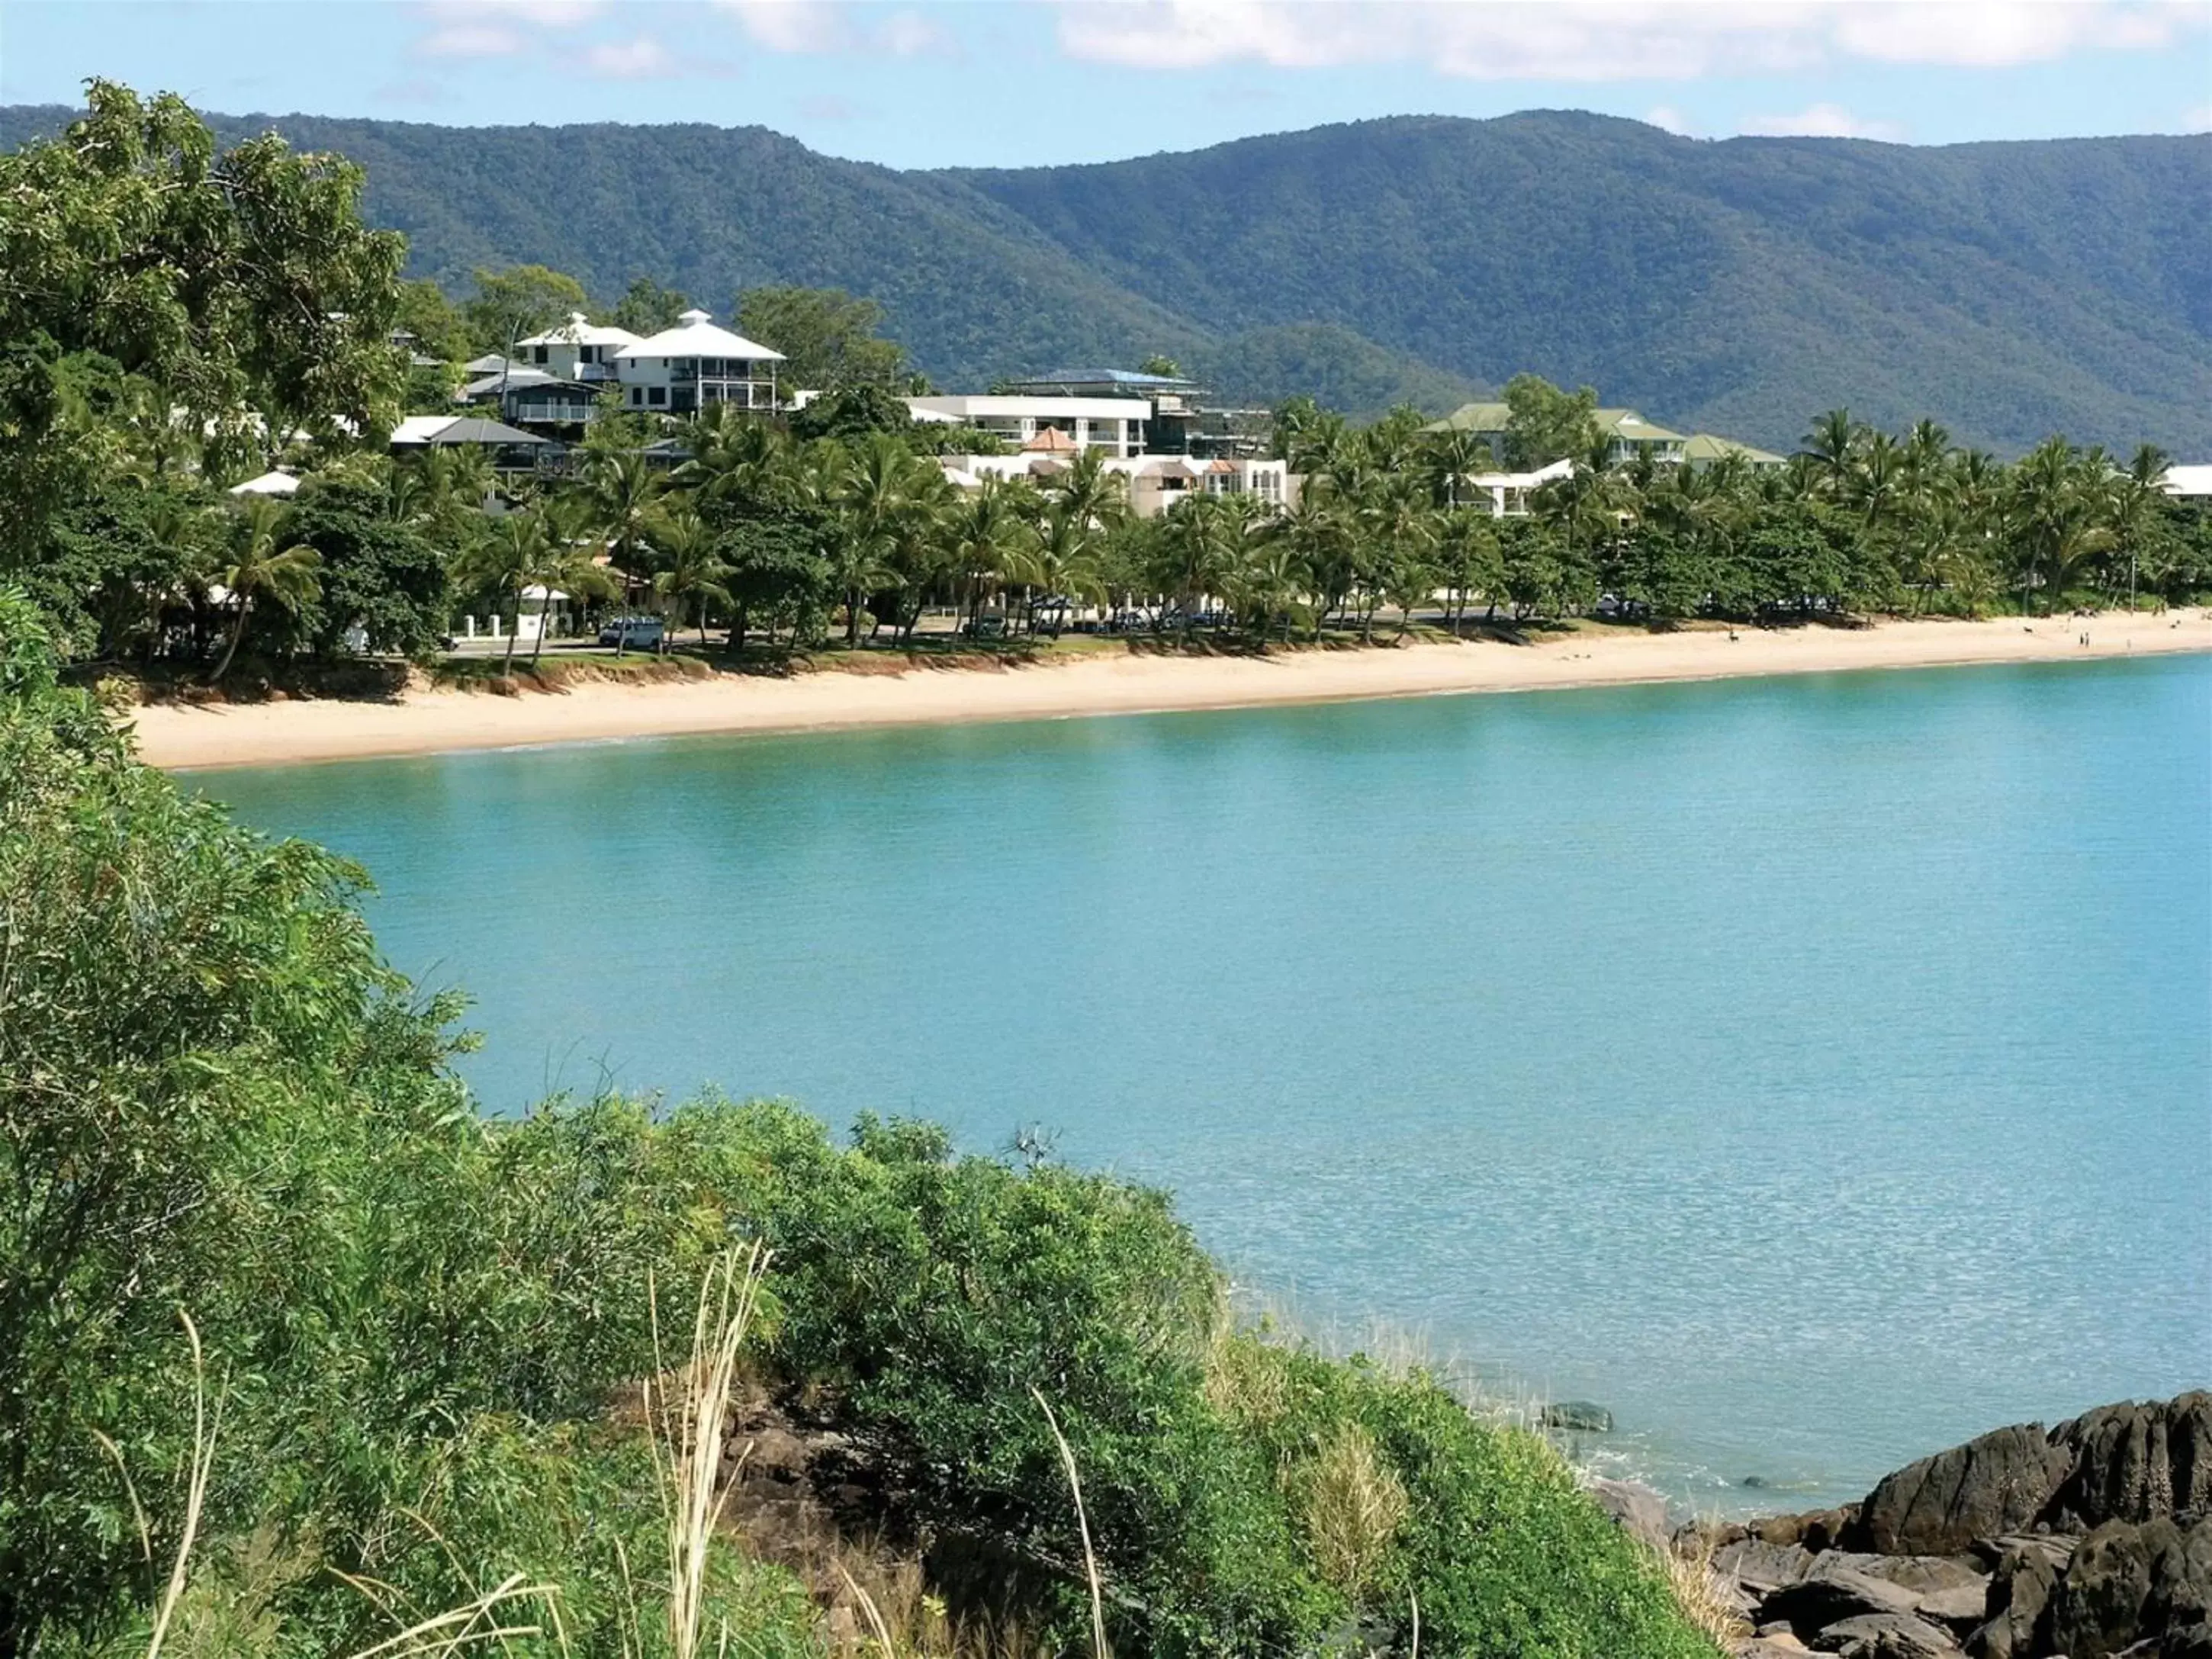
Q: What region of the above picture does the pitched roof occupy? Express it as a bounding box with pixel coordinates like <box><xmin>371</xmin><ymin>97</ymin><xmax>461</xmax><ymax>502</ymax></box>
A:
<box><xmin>1428</xmin><ymin>402</ymin><xmax>1512</xmax><ymax>432</ymax></box>
<box><xmin>614</xmin><ymin>309</ymin><xmax>785</xmax><ymax>362</ymax></box>
<box><xmin>1021</xmin><ymin>426</ymin><xmax>1079</xmax><ymax>452</ymax></box>
<box><xmin>517</xmin><ymin>311</ymin><xmax>641</xmax><ymax>349</ymax></box>
<box><xmin>1597</xmin><ymin>409</ymin><xmax>1688</xmax><ymax>444</ymax></box>
<box><xmin>391</xmin><ymin>415</ymin><xmax>547</xmax><ymax>447</ymax></box>
<box><xmin>1683</xmin><ymin>432</ymin><xmax>1787</xmax><ymax>465</ymax></box>
<box><xmin>227</xmin><ymin>469</ymin><xmax>301</xmax><ymax>497</ymax></box>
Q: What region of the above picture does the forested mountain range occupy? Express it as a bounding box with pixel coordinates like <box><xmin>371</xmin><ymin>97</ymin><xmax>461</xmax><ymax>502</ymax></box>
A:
<box><xmin>5</xmin><ymin>103</ymin><xmax>2206</xmax><ymax>452</ymax></box>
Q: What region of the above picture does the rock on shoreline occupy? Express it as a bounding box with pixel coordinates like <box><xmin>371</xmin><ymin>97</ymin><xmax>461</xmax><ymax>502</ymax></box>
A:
<box><xmin>1630</xmin><ymin>1391</ymin><xmax>2210</xmax><ymax>1658</ymax></box>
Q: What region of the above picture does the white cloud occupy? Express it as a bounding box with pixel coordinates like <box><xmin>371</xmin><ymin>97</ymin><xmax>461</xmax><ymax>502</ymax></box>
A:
<box><xmin>714</xmin><ymin>0</ymin><xmax>854</xmax><ymax>52</ymax></box>
<box><xmin>1739</xmin><ymin>101</ymin><xmax>1905</xmax><ymax>140</ymax></box>
<box><xmin>585</xmin><ymin>34</ymin><xmax>677</xmax><ymax>76</ymax></box>
<box><xmin>1047</xmin><ymin>0</ymin><xmax>2207</xmax><ymax>81</ymax></box>
<box><xmin>410</xmin><ymin>0</ymin><xmax>605</xmax><ymax>57</ymax></box>
<box><xmin>416</xmin><ymin>22</ymin><xmax>527</xmax><ymax>57</ymax></box>
<box><xmin>1645</xmin><ymin>104</ymin><xmax>1696</xmax><ymax>136</ymax></box>
<box><xmin>876</xmin><ymin>9</ymin><xmax>953</xmax><ymax>56</ymax></box>
<box><xmin>707</xmin><ymin>0</ymin><xmax>953</xmax><ymax>56</ymax></box>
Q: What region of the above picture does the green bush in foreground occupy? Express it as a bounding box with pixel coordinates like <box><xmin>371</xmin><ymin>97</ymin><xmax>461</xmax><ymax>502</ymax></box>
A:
<box><xmin>0</xmin><ymin>588</ymin><xmax>1715</xmax><ymax>1656</ymax></box>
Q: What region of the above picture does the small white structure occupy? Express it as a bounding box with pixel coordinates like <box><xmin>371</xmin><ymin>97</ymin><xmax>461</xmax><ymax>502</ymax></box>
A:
<box><xmin>613</xmin><ymin>309</ymin><xmax>784</xmax><ymax>415</ymax></box>
<box><xmin>227</xmin><ymin>470</ymin><xmax>301</xmax><ymax>498</ymax></box>
<box><xmin>2162</xmin><ymin>464</ymin><xmax>2212</xmax><ymax>500</ymax></box>
<box><xmin>908</xmin><ymin>394</ymin><xmax>1150</xmax><ymax>458</ymax></box>
<box><xmin>1455</xmin><ymin>457</ymin><xmax>1575</xmax><ymax>518</ymax></box>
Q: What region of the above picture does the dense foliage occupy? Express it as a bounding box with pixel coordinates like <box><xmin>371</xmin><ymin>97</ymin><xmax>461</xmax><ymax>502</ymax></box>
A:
<box><xmin>5</xmin><ymin>104</ymin><xmax>2202</xmax><ymax>446</ymax></box>
<box><xmin>0</xmin><ymin>603</ymin><xmax>1714</xmax><ymax>1655</ymax></box>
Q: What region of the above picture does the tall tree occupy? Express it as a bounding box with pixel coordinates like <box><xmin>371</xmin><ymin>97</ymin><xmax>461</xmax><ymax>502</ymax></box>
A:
<box><xmin>1502</xmin><ymin>375</ymin><xmax>1601</xmax><ymax>469</ymax></box>
<box><xmin>209</xmin><ymin>498</ymin><xmax>321</xmax><ymax>682</ymax></box>
<box><xmin>0</xmin><ymin>82</ymin><xmax>407</xmax><ymax>556</ymax></box>
<box><xmin>462</xmin><ymin>265</ymin><xmax>587</xmax><ymax>358</ymax></box>
<box><xmin>610</xmin><ymin>276</ymin><xmax>689</xmax><ymax>336</ymax></box>
<box><xmin>733</xmin><ymin>287</ymin><xmax>907</xmax><ymax>391</ymax></box>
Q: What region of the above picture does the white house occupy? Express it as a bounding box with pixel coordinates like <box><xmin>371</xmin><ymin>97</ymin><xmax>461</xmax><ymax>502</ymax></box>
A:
<box><xmin>932</xmin><ymin>451</ymin><xmax>1293</xmax><ymax>519</ymax></box>
<box><xmin>612</xmin><ymin>309</ymin><xmax>785</xmax><ymax>416</ymax></box>
<box><xmin>906</xmin><ymin>395</ymin><xmax>1150</xmax><ymax>458</ymax></box>
<box><xmin>515</xmin><ymin>313</ymin><xmax>638</xmax><ymax>384</ymax></box>
<box><xmin>2162</xmin><ymin>464</ymin><xmax>2212</xmax><ymax>500</ymax></box>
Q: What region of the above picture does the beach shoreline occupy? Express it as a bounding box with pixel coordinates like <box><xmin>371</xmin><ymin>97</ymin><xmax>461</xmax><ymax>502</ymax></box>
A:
<box><xmin>133</xmin><ymin>612</ymin><xmax>2212</xmax><ymax>770</ymax></box>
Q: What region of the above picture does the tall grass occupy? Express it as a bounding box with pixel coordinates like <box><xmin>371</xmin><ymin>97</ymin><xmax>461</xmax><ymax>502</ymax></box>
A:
<box><xmin>643</xmin><ymin>1243</ymin><xmax>771</xmax><ymax>1659</ymax></box>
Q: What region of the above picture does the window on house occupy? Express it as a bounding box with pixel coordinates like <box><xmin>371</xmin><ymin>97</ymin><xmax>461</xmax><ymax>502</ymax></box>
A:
<box><xmin>629</xmin><ymin>388</ymin><xmax>642</xmax><ymax>407</ymax></box>
<box><xmin>648</xmin><ymin>387</ymin><xmax>666</xmax><ymax>407</ymax></box>
<box><xmin>532</xmin><ymin>346</ymin><xmax>548</xmax><ymax>365</ymax></box>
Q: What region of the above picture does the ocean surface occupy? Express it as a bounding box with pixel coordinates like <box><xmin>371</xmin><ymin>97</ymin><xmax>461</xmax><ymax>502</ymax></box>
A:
<box><xmin>202</xmin><ymin>654</ymin><xmax>2212</xmax><ymax>1512</ymax></box>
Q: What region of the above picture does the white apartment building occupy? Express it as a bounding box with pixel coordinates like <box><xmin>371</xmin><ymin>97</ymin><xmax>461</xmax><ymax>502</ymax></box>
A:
<box><xmin>906</xmin><ymin>395</ymin><xmax>1150</xmax><ymax>459</ymax></box>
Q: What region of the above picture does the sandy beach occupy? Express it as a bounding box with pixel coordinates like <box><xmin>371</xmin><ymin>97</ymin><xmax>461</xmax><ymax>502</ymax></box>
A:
<box><xmin>133</xmin><ymin>612</ymin><xmax>2212</xmax><ymax>770</ymax></box>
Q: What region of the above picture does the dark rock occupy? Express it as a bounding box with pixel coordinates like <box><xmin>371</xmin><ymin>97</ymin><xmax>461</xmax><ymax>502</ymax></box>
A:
<box><xmin>1964</xmin><ymin>1541</ymin><xmax>2059</xmax><ymax>1659</ymax></box>
<box><xmin>1716</xmin><ymin>1538</ymin><xmax>1818</xmax><ymax>1595</ymax></box>
<box><xmin>2161</xmin><ymin>1620</ymin><xmax>2212</xmax><ymax>1659</ymax></box>
<box><xmin>1738</xmin><ymin>1640</ymin><xmax>1813</xmax><ymax>1657</ymax></box>
<box><xmin>1856</xmin><ymin>1424</ymin><xmax>2073</xmax><ymax>1556</ymax></box>
<box><xmin>1812</xmin><ymin>1610</ymin><xmax>1964</xmax><ymax>1657</ymax></box>
<box><xmin>2046</xmin><ymin>1394</ymin><xmax>2212</xmax><ymax>1535</ymax></box>
<box><xmin>1756</xmin><ymin>1508</ymin><xmax>1862</xmax><ymax>1554</ymax></box>
<box><xmin>2146</xmin><ymin>1517</ymin><xmax>2212</xmax><ymax>1638</ymax></box>
<box><xmin>2049</xmin><ymin>1518</ymin><xmax>2172</xmax><ymax>1658</ymax></box>
<box><xmin>1543</xmin><ymin>1400</ymin><xmax>1613</xmax><ymax>1433</ymax></box>
<box><xmin>1915</xmin><ymin>1580</ymin><xmax>1991</xmax><ymax>1635</ymax></box>
<box><xmin>1590</xmin><ymin>1477</ymin><xmax>1670</xmax><ymax>1554</ymax></box>
<box><xmin>1764</xmin><ymin>1563</ymin><xmax>1924</xmax><ymax>1639</ymax></box>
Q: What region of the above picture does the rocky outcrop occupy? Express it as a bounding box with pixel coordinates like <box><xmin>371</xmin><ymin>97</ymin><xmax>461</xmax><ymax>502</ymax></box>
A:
<box><xmin>1590</xmin><ymin>1477</ymin><xmax>1673</xmax><ymax>1555</ymax></box>
<box><xmin>1670</xmin><ymin>1392</ymin><xmax>2211</xmax><ymax>1659</ymax></box>
<box><xmin>1855</xmin><ymin>1425</ymin><xmax>2075</xmax><ymax>1556</ymax></box>
<box><xmin>2046</xmin><ymin>1396</ymin><xmax>2212</xmax><ymax>1535</ymax></box>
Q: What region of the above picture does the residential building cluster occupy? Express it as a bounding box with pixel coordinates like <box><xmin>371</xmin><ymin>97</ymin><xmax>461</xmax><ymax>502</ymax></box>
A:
<box><xmin>410</xmin><ymin>309</ymin><xmax>1800</xmax><ymax>521</ymax></box>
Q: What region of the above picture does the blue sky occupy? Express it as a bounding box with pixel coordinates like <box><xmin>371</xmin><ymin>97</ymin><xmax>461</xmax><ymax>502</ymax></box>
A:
<box><xmin>5</xmin><ymin>1</ymin><xmax>2208</xmax><ymax>167</ymax></box>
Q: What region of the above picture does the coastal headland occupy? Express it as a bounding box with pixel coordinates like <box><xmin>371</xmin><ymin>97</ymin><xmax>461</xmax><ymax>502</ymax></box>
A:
<box><xmin>134</xmin><ymin>611</ymin><xmax>2212</xmax><ymax>770</ymax></box>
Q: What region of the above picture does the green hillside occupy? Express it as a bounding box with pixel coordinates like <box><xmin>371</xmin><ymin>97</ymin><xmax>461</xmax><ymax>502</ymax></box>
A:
<box><xmin>3</xmin><ymin>103</ymin><xmax>2204</xmax><ymax>448</ymax></box>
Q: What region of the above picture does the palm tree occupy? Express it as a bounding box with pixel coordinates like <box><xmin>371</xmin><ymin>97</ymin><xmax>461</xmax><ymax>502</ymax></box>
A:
<box><xmin>1025</xmin><ymin>505</ymin><xmax>1108</xmax><ymax>637</ymax></box>
<box><xmin>1422</xmin><ymin>427</ymin><xmax>1496</xmax><ymax>510</ymax></box>
<box><xmin>577</xmin><ymin>448</ymin><xmax>664</xmax><ymax>649</ymax></box>
<box><xmin>649</xmin><ymin>508</ymin><xmax>733</xmax><ymax>648</ymax></box>
<box><xmin>836</xmin><ymin>434</ymin><xmax>929</xmax><ymax>644</ymax></box>
<box><xmin>2008</xmin><ymin>438</ymin><xmax>2114</xmax><ymax>614</ymax></box>
<box><xmin>1802</xmin><ymin>408</ymin><xmax>1863</xmax><ymax>498</ymax></box>
<box><xmin>1047</xmin><ymin>446</ymin><xmax>1128</xmax><ymax>534</ymax></box>
<box><xmin>1156</xmin><ymin>494</ymin><xmax>1243</xmax><ymax>636</ymax></box>
<box><xmin>948</xmin><ymin>479</ymin><xmax>1035</xmax><ymax>632</ymax></box>
<box><xmin>2111</xmin><ymin>444</ymin><xmax>2170</xmax><ymax>612</ymax></box>
<box><xmin>210</xmin><ymin>497</ymin><xmax>320</xmax><ymax>683</ymax></box>
<box><xmin>677</xmin><ymin>404</ymin><xmax>788</xmax><ymax>514</ymax></box>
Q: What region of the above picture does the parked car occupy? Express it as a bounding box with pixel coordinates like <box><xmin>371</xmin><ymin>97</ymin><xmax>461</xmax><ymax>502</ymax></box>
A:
<box><xmin>597</xmin><ymin>616</ymin><xmax>664</xmax><ymax>650</ymax></box>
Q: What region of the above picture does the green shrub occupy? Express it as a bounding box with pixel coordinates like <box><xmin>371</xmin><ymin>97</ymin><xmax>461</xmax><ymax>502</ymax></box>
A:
<box><xmin>2</xmin><ymin>593</ymin><xmax>1715</xmax><ymax>1656</ymax></box>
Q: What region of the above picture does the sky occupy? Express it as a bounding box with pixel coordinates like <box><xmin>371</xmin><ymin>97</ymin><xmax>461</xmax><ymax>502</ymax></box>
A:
<box><xmin>4</xmin><ymin>0</ymin><xmax>2209</xmax><ymax>168</ymax></box>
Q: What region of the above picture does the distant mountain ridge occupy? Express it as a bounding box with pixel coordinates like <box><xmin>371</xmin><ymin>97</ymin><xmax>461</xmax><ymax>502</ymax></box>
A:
<box><xmin>5</xmin><ymin>103</ymin><xmax>2206</xmax><ymax>451</ymax></box>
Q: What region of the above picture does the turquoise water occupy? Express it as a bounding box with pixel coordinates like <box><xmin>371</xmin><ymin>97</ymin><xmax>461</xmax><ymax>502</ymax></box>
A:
<box><xmin>203</xmin><ymin>655</ymin><xmax>2212</xmax><ymax>1511</ymax></box>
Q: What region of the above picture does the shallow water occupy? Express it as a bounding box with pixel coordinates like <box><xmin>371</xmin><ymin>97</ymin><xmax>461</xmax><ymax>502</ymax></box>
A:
<box><xmin>204</xmin><ymin>654</ymin><xmax>2212</xmax><ymax>1511</ymax></box>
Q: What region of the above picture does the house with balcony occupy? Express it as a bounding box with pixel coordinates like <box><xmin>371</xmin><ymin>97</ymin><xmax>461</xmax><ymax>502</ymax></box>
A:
<box><xmin>612</xmin><ymin>309</ymin><xmax>784</xmax><ymax>415</ymax></box>
<box><xmin>515</xmin><ymin>313</ymin><xmax>638</xmax><ymax>384</ymax></box>
<box><xmin>1428</xmin><ymin>402</ymin><xmax>1690</xmax><ymax>466</ymax></box>
<box><xmin>905</xmin><ymin>394</ymin><xmax>1150</xmax><ymax>458</ymax></box>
